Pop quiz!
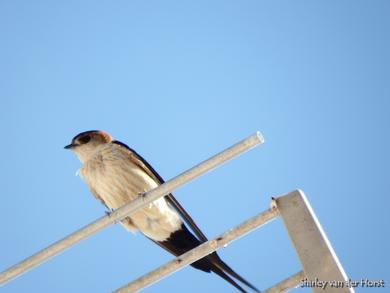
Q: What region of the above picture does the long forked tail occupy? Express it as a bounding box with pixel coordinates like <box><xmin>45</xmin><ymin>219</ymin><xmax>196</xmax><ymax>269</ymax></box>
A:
<box><xmin>211</xmin><ymin>264</ymin><xmax>248</xmax><ymax>293</ymax></box>
<box><xmin>207</xmin><ymin>252</ymin><xmax>261</xmax><ymax>293</ymax></box>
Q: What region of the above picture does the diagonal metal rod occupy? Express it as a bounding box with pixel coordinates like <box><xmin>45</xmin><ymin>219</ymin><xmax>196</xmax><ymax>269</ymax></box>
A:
<box><xmin>114</xmin><ymin>207</ymin><xmax>279</xmax><ymax>293</ymax></box>
<box><xmin>262</xmin><ymin>271</ymin><xmax>305</xmax><ymax>293</ymax></box>
<box><xmin>275</xmin><ymin>190</ymin><xmax>353</xmax><ymax>293</ymax></box>
<box><xmin>0</xmin><ymin>132</ymin><xmax>264</xmax><ymax>285</ymax></box>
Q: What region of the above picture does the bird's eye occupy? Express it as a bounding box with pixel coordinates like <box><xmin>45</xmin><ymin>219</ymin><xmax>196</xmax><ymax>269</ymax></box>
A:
<box><xmin>78</xmin><ymin>135</ymin><xmax>91</xmax><ymax>144</ymax></box>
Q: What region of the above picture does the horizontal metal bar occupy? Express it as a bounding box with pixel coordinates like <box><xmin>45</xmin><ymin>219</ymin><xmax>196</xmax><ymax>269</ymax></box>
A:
<box><xmin>263</xmin><ymin>271</ymin><xmax>305</xmax><ymax>293</ymax></box>
<box><xmin>0</xmin><ymin>132</ymin><xmax>264</xmax><ymax>286</ymax></box>
<box><xmin>114</xmin><ymin>207</ymin><xmax>279</xmax><ymax>293</ymax></box>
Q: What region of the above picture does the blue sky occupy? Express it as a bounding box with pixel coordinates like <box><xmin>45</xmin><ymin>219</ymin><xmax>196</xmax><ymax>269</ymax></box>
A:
<box><xmin>1</xmin><ymin>1</ymin><xmax>389</xmax><ymax>292</ymax></box>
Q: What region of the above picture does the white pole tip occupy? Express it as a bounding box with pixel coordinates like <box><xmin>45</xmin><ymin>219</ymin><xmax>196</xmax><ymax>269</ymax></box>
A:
<box><xmin>255</xmin><ymin>131</ymin><xmax>265</xmax><ymax>144</ymax></box>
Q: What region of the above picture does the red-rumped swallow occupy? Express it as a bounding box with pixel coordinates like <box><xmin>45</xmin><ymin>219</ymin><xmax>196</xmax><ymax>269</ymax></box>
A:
<box><xmin>65</xmin><ymin>130</ymin><xmax>259</xmax><ymax>292</ymax></box>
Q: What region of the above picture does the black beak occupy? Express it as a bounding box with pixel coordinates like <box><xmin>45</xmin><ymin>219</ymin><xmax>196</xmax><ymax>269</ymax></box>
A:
<box><xmin>64</xmin><ymin>144</ymin><xmax>75</xmax><ymax>149</ymax></box>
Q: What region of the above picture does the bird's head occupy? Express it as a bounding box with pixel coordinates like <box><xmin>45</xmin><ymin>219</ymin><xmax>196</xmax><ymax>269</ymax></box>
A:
<box><xmin>65</xmin><ymin>130</ymin><xmax>113</xmax><ymax>163</ymax></box>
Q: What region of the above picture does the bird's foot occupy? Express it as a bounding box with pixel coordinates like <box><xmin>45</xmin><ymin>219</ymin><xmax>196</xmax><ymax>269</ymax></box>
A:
<box><xmin>105</xmin><ymin>209</ymin><xmax>119</xmax><ymax>224</ymax></box>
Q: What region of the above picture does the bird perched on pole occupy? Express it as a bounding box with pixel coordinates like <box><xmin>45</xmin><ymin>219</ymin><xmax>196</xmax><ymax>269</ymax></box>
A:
<box><xmin>65</xmin><ymin>130</ymin><xmax>260</xmax><ymax>293</ymax></box>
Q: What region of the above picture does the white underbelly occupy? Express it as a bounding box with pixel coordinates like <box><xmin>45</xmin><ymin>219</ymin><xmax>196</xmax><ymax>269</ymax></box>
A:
<box><xmin>81</xmin><ymin>163</ymin><xmax>182</xmax><ymax>241</ymax></box>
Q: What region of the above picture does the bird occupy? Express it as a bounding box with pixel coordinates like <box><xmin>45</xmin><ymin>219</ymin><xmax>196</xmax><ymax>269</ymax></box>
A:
<box><xmin>65</xmin><ymin>130</ymin><xmax>260</xmax><ymax>293</ymax></box>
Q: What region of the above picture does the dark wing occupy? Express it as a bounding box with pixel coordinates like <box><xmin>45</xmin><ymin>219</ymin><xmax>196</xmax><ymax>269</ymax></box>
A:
<box><xmin>112</xmin><ymin>140</ymin><xmax>208</xmax><ymax>242</ymax></box>
<box><xmin>111</xmin><ymin>141</ymin><xmax>260</xmax><ymax>293</ymax></box>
